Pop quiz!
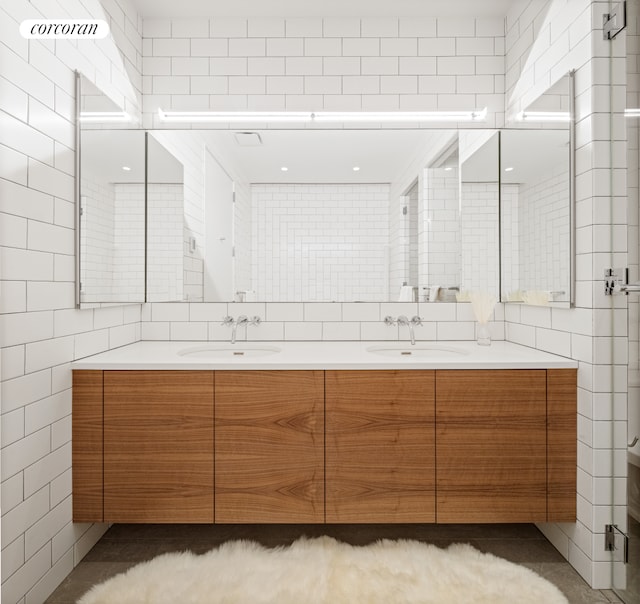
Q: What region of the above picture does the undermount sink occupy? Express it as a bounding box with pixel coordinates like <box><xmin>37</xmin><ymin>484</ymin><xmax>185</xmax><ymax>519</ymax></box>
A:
<box><xmin>177</xmin><ymin>345</ymin><xmax>282</xmax><ymax>358</ymax></box>
<box><xmin>367</xmin><ymin>344</ymin><xmax>469</xmax><ymax>358</ymax></box>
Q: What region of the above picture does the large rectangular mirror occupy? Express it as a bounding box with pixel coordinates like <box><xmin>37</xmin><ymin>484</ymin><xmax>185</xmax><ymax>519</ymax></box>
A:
<box><xmin>78</xmin><ymin>112</ymin><xmax>572</xmax><ymax>305</ymax></box>
<box><xmin>148</xmin><ymin>128</ymin><xmax>502</xmax><ymax>303</ymax></box>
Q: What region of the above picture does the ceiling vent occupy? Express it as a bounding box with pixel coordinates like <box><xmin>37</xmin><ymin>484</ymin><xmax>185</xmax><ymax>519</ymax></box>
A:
<box><xmin>234</xmin><ymin>132</ymin><xmax>263</xmax><ymax>146</ymax></box>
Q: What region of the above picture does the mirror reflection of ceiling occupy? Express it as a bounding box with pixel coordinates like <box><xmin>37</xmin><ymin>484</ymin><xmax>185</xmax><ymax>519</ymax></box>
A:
<box><xmin>461</xmin><ymin>130</ymin><xmax>567</xmax><ymax>186</ymax></box>
<box><xmin>130</xmin><ymin>0</ymin><xmax>511</xmax><ymax>18</ymax></box>
<box><xmin>202</xmin><ymin>129</ymin><xmax>448</xmax><ymax>184</ymax></box>
<box><xmin>500</xmin><ymin>130</ymin><xmax>568</xmax><ymax>185</ymax></box>
<box><xmin>148</xmin><ymin>134</ymin><xmax>185</xmax><ymax>182</ymax></box>
<box><xmin>81</xmin><ymin>131</ymin><xmax>183</xmax><ymax>184</ymax></box>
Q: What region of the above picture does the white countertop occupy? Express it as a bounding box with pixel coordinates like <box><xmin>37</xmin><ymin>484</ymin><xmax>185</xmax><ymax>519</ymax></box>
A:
<box><xmin>71</xmin><ymin>340</ymin><xmax>578</xmax><ymax>370</ymax></box>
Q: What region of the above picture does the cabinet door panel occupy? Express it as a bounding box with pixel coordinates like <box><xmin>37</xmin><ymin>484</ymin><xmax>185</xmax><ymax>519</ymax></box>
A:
<box><xmin>72</xmin><ymin>370</ymin><xmax>104</xmax><ymax>522</ymax></box>
<box><xmin>436</xmin><ymin>370</ymin><xmax>546</xmax><ymax>523</ymax></box>
<box><xmin>326</xmin><ymin>370</ymin><xmax>436</xmax><ymax>523</ymax></box>
<box><xmin>104</xmin><ymin>371</ymin><xmax>214</xmax><ymax>523</ymax></box>
<box><xmin>547</xmin><ymin>368</ymin><xmax>577</xmax><ymax>521</ymax></box>
<box><xmin>215</xmin><ymin>371</ymin><xmax>324</xmax><ymax>523</ymax></box>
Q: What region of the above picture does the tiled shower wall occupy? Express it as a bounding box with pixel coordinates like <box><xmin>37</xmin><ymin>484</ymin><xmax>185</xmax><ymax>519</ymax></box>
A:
<box><xmin>251</xmin><ymin>183</ymin><xmax>389</xmax><ymax>302</ymax></box>
<box><xmin>0</xmin><ymin>1</ymin><xmax>143</xmax><ymax>603</ymax></box>
<box><xmin>504</xmin><ymin>0</ymin><xmax>628</xmax><ymax>589</ymax></box>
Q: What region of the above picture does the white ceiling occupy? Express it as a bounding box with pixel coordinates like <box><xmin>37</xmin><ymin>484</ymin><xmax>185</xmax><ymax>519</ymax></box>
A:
<box><xmin>81</xmin><ymin>130</ymin><xmax>184</xmax><ymax>184</ymax></box>
<box><xmin>130</xmin><ymin>0</ymin><xmax>511</xmax><ymax>18</ymax></box>
<box><xmin>81</xmin><ymin>128</ymin><xmax>567</xmax><ymax>188</ymax></box>
<box><xmin>201</xmin><ymin>129</ymin><xmax>444</xmax><ymax>184</ymax></box>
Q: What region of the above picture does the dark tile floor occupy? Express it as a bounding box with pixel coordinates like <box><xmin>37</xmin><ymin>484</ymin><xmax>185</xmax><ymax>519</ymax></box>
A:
<box><xmin>46</xmin><ymin>523</ymin><xmax>624</xmax><ymax>604</ymax></box>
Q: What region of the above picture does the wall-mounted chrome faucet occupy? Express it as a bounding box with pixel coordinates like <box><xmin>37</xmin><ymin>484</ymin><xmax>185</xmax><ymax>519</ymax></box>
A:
<box><xmin>221</xmin><ymin>315</ymin><xmax>261</xmax><ymax>344</ymax></box>
<box><xmin>384</xmin><ymin>315</ymin><xmax>422</xmax><ymax>345</ymax></box>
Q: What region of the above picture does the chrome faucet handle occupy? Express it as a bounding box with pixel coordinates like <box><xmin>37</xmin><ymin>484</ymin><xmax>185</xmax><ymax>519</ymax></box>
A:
<box><xmin>249</xmin><ymin>315</ymin><xmax>262</xmax><ymax>326</ymax></box>
<box><xmin>396</xmin><ymin>315</ymin><xmax>410</xmax><ymax>325</ymax></box>
<box><xmin>383</xmin><ymin>316</ymin><xmax>396</xmax><ymax>326</ymax></box>
<box><xmin>236</xmin><ymin>314</ymin><xmax>249</xmax><ymax>324</ymax></box>
<box><xmin>410</xmin><ymin>316</ymin><xmax>423</xmax><ymax>326</ymax></box>
<box><xmin>221</xmin><ymin>316</ymin><xmax>235</xmax><ymax>326</ymax></box>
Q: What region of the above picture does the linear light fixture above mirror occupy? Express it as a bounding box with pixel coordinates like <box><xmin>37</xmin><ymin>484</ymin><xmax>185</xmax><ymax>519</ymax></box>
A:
<box><xmin>79</xmin><ymin>110</ymin><xmax>133</xmax><ymax>122</ymax></box>
<box><xmin>157</xmin><ymin>108</ymin><xmax>488</xmax><ymax>123</ymax></box>
<box><xmin>625</xmin><ymin>108</ymin><xmax>640</xmax><ymax>117</ymax></box>
<box><xmin>517</xmin><ymin>111</ymin><xmax>570</xmax><ymax>122</ymax></box>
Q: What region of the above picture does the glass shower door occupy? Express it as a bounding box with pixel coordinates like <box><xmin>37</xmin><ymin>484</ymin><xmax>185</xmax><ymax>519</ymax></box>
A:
<box><xmin>617</xmin><ymin>0</ymin><xmax>640</xmax><ymax>600</ymax></box>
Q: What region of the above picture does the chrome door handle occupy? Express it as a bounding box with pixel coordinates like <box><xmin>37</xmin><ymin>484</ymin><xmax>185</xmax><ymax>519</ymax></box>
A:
<box><xmin>629</xmin><ymin>436</ymin><xmax>639</xmax><ymax>448</ymax></box>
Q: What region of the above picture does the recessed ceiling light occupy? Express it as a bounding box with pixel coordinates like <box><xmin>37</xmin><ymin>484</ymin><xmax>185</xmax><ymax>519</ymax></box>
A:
<box><xmin>280</xmin><ymin>166</ymin><xmax>288</xmax><ymax>172</ymax></box>
<box><xmin>444</xmin><ymin>167</ymin><xmax>453</xmax><ymax>171</ymax></box>
<box><xmin>504</xmin><ymin>167</ymin><xmax>514</xmax><ymax>172</ymax></box>
<box><xmin>122</xmin><ymin>166</ymin><xmax>131</xmax><ymax>171</ymax></box>
<box><xmin>352</xmin><ymin>166</ymin><xmax>360</xmax><ymax>171</ymax></box>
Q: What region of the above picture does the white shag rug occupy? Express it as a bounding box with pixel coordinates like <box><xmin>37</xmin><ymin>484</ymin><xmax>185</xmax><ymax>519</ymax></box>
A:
<box><xmin>78</xmin><ymin>536</ymin><xmax>568</xmax><ymax>604</ymax></box>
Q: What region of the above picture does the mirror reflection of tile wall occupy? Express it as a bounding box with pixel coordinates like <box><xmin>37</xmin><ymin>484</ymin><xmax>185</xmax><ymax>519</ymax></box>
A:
<box><xmin>251</xmin><ymin>183</ymin><xmax>390</xmax><ymax>302</ymax></box>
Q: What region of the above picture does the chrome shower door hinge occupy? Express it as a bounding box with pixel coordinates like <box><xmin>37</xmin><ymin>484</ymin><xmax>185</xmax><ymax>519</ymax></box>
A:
<box><xmin>605</xmin><ymin>524</ymin><xmax>629</xmax><ymax>564</ymax></box>
<box><xmin>603</xmin><ymin>1</ymin><xmax>626</xmax><ymax>40</ymax></box>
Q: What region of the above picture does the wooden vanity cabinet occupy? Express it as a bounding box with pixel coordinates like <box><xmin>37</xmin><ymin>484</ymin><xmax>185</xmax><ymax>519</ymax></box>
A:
<box><xmin>215</xmin><ymin>371</ymin><xmax>324</xmax><ymax>523</ymax></box>
<box><xmin>103</xmin><ymin>370</ymin><xmax>214</xmax><ymax>523</ymax></box>
<box><xmin>72</xmin><ymin>366</ymin><xmax>576</xmax><ymax>525</ymax></box>
<box><xmin>325</xmin><ymin>370</ymin><xmax>436</xmax><ymax>523</ymax></box>
<box><xmin>436</xmin><ymin>370</ymin><xmax>547</xmax><ymax>523</ymax></box>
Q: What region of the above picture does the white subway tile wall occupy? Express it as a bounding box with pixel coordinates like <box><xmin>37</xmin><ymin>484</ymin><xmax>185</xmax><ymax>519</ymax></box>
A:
<box><xmin>0</xmin><ymin>1</ymin><xmax>143</xmax><ymax>603</ymax></box>
<box><xmin>142</xmin><ymin>16</ymin><xmax>505</xmax><ymax>127</ymax></box>
<box><xmin>140</xmin><ymin>301</ymin><xmax>503</xmax><ymax>343</ymax></box>
<box><xmin>504</xmin><ymin>0</ymin><xmax>626</xmax><ymax>590</ymax></box>
<box><xmin>0</xmin><ymin>0</ymin><xmax>628</xmax><ymax>600</ymax></box>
